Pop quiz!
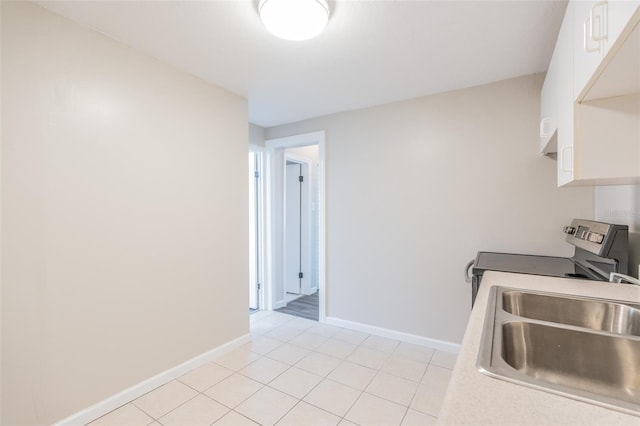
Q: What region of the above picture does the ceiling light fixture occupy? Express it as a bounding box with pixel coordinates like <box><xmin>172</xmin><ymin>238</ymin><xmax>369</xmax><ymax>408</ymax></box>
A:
<box><xmin>259</xmin><ymin>0</ymin><xmax>330</xmax><ymax>41</ymax></box>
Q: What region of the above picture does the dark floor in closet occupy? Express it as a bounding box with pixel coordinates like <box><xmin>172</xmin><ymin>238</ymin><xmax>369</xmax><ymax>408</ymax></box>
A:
<box><xmin>275</xmin><ymin>292</ymin><xmax>319</xmax><ymax>321</ymax></box>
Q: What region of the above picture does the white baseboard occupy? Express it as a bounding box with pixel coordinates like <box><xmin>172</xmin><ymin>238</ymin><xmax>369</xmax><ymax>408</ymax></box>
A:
<box><xmin>273</xmin><ymin>299</ymin><xmax>285</xmax><ymax>309</ymax></box>
<box><xmin>325</xmin><ymin>316</ymin><xmax>461</xmax><ymax>354</ymax></box>
<box><xmin>54</xmin><ymin>333</ymin><xmax>251</xmax><ymax>426</ymax></box>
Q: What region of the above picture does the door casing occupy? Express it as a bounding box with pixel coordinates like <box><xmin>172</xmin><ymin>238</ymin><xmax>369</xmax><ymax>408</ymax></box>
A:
<box><xmin>248</xmin><ymin>145</ymin><xmax>264</xmax><ymax>310</ymax></box>
<box><xmin>264</xmin><ymin>131</ymin><xmax>326</xmax><ymax>322</ymax></box>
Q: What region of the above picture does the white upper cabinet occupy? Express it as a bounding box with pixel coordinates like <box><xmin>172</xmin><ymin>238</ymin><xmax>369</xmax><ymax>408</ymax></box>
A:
<box><xmin>540</xmin><ymin>2</ymin><xmax>574</xmax><ymax>156</ymax></box>
<box><xmin>540</xmin><ymin>0</ymin><xmax>640</xmax><ymax>187</ymax></box>
<box><xmin>556</xmin><ymin>3</ymin><xmax>577</xmax><ymax>186</ymax></box>
<box><xmin>605</xmin><ymin>1</ymin><xmax>640</xmax><ymax>54</ymax></box>
<box><xmin>573</xmin><ymin>6</ymin><xmax>640</xmax><ymax>186</ymax></box>
<box><xmin>573</xmin><ymin>1</ymin><xmax>606</xmax><ymax>99</ymax></box>
<box><xmin>539</xmin><ymin>65</ymin><xmax>558</xmax><ymax>154</ymax></box>
<box><xmin>574</xmin><ymin>0</ymin><xmax>640</xmax><ymax>100</ymax></box>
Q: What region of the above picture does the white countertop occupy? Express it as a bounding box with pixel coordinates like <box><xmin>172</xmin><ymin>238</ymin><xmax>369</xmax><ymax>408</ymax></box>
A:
<box><xmin>438</xmin><ymin>271</ymin><xmax>640</xmax><ymax>425</ymax></box>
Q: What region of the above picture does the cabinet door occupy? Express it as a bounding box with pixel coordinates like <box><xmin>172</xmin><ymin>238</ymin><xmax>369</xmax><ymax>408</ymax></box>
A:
<box><xmin>573</xmin><ymin>0</ymin><xmax>605</xmax><ymax>100</ymax></box>
<box><xmin>606</xmin><ymin>1</ymin><xmax>640</xmax><ymax>54</ymax></box>
<box><xmin>558</xmin><ymin>2</ymin><xmax>576</xmax><ymax>186</ymax></box>
<box><xmin>540</xmin><ymin>52</ymin><xmax>559</xmax><ymax>153</ymax></box>
<box><xmin>574</xmin><ymin>1</ymin><xmax>640</xmax><ymax>99</ymax></box>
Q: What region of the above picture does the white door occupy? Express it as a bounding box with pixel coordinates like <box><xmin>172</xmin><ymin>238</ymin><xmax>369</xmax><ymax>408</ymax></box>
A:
<box><xmin>285</xmin><ymin>162</ymin><xmax>302</xmax><ymax>295</ymax></box>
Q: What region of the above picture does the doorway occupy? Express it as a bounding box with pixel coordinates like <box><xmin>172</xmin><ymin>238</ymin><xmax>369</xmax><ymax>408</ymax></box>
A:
<box><xmin>285</xmin><ymin>161</ymin><xmax>304</xmax><ymax>299</ymax></box>
<box><xmin>264</xmin><ymin>131</ymin><xmax>326</xmax><ymax>322</ymax></box>
<box><xmin>283</xmin><ymin>151</ymin><xmax>316</xmax><ymax>304</ymax></box>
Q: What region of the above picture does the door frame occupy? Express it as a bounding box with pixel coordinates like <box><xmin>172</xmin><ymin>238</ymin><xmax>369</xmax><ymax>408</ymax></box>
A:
<box><xmin>248</xmin><ymin>145</ymin><xmax>265</xmax><ymax>311</ymax></box>
<box><xmin>264</xmin><ymin>131</ymin><xmax>326</xmax><ymax>322</ymax></box>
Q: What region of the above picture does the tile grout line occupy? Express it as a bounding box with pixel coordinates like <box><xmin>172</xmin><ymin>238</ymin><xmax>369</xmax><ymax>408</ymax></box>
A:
<box><xmin>398</xmin><ymin>404</ymin><xmax>411</xmax><ymax>426</ymax></box>
<box><xmin>132</xmin><ymin>388</ymin><xmax>201</xmax><ymax>425</ymax></box>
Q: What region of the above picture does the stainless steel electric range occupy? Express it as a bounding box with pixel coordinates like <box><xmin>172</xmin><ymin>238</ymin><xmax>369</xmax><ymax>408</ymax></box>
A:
<box><xmin>466</xmin><ymin>219</ymin><xmax>629</xmax><ymax>306</ymax></box>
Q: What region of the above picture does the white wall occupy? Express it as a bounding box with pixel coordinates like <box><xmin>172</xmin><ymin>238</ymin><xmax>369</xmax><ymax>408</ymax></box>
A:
<box><xmin>595</xmin><ymin>185</ymin><xmax>640</xmax><ymax>277</ymax></box>
<box><xmin>1</xmin><ymin>2</ymin><xmax>249</xmax><ymax>424</ymax></box>
<box><xmin>266</xmin><ymin>74</ymin><xmax>595</xmax><ymax>343</ymax></box>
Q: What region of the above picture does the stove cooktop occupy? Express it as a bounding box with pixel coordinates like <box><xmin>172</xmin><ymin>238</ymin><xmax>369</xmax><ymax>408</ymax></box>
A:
<box><xmin>473</xmin><ymin>252</ymin><xmax>600</xmax><ymax>280</ymax></box>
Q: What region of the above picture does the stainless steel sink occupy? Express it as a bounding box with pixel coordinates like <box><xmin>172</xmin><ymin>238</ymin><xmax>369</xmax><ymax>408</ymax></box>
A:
<box><xmin>478</xmin><ymin>286</ymin><xmax>640</xmax><ymax>415</ymax></box>
<box><xmin>502</xmin><ymin>290</ymin><xmax>640</xmax><ymax>336</ymax></box>
<box><xmin>502</xmin><ymin>321</ymin><xmax>640</xmax><ymax>406</ymax></box>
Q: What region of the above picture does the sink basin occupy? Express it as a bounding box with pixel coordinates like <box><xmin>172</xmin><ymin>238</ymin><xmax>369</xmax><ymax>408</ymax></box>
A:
<box><xmin>478</xmin><ymin>286</ymin><xmax>640</xmax><ymax>415</ymax></box>
<box><xmin>502</xmin><ymin>321</ymin><xmax>640</xmax><ymax>407</ymax></box>
<box><xmin>502</xmin><ymin>290</ymin><xmax>640</xmax><ymax>336</ymax></box>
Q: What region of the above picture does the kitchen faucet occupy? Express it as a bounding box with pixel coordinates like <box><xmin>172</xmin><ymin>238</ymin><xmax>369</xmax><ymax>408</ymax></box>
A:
<box><xmin>609</xmin><ymin>272</ymin><xmax>640</xmax><ymax>286</ymax></box>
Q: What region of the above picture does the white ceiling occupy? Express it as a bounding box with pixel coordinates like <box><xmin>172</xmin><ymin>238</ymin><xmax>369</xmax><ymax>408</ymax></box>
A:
<box><xmin>37</xmin><ymin>0</ymin><xmax>568</xmax><ymax>128</ymax></box>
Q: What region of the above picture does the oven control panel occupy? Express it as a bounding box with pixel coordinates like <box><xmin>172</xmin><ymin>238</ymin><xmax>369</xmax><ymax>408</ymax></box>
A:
<box><xmin>564</xmin><ymin>219</ymin><xmax>627</xmax><ymax>257</ymax></box>
<box><xmin>564</xmin><ymin>225</ymin><xmax>605</xmax><ymax>244</ymax></box>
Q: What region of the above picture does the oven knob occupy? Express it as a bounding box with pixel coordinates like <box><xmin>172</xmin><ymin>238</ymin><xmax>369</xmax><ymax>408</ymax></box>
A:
<box><xmin>563</xmin><ymin>226</ymin><xmax>576</xmax><ymax>235</ymax></box>
<box><xmin>587</xmin><ymin>232</ymin><xmax>604</xmax><ymax>244</ymax></box>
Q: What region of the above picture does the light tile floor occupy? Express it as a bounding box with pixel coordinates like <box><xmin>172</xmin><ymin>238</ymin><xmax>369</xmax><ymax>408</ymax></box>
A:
<box><xmin>89</xmin><ymin>311</ymin><xmax>457</xmax><ymax>426</ymax></box>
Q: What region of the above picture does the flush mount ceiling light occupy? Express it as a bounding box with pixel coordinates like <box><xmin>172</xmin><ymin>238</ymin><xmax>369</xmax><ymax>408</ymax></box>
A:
<box><xmin>259</xmin><ymin>0</ymin><xmax>330</xmax><ymax>41</ymax></box>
